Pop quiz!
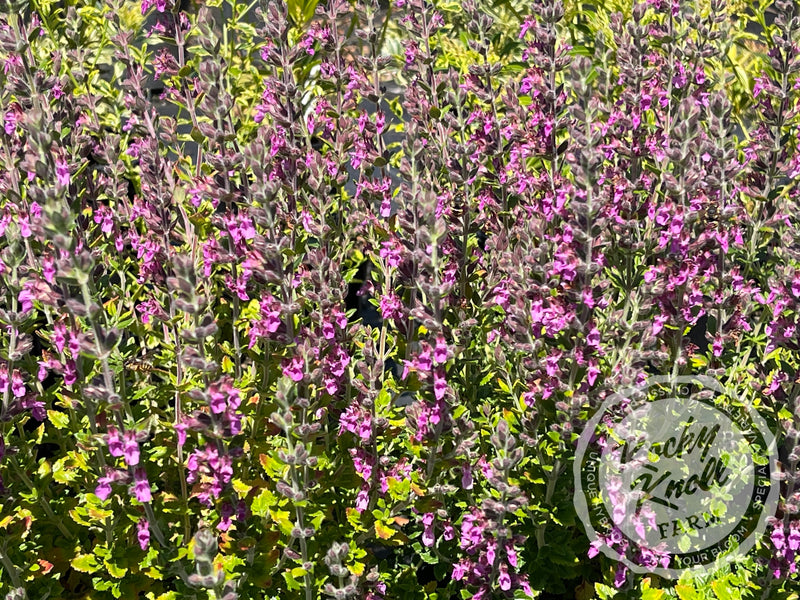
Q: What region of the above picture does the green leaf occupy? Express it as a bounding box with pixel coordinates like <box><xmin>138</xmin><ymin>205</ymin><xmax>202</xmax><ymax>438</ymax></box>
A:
<box><xmin>71</xmin><ymin>554</ymin><xmax>101</xmax><ymax>574</ymax></box>
<box><xmin>675</xmin><ymin>585</ymin><xmax>700</xmax><ymax>600</ymax></box>
<box><xmin>251</xmin><ymin>488</ymin><xmax>275</xmax><ymax>517</ymax></box>
<box><xmin>711</xmin><ymin>578</ymin><xmax>736</xmax><ymax>600</ymax></box>
<box><xmin>104</xmin><ymin>559</ymin><xmax>128</xmax><ymax>578</ymax></box>
<box><xmin>291</xmin><ymin>566</ymin><xmax>308</xmax><ymax>578</ymax></box>
<box><xmin>190</xmin><ymin>127</ymin><xmax>205</xmax><ymax>143</ymax></box>
<box><xmin>375</xmin><ymin>520</ymin><xmax>396</xmax><ymax>540</ymax></box>
<box><xmin>47</xmin><ymin>410</ymin><xmax>69</xmax><ymax>430</ymax></box>
<box><xmin>497</xmin><ymin>378</ymin><xmax>511</xmax><ymax>394</ymax></box>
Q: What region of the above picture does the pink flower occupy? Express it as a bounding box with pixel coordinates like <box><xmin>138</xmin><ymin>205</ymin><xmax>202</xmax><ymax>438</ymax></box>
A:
<box><xmin>712</xmin><ymin>335</ymin><xmax>723</xmax><ymax>357</ymax></box>
<box><xmin>613</xmin><ymin>563</ymin><xmax>628</xmax><ymax>588</ymax></box>
<box><xmin>95</xmin><ymin>476</ymin><xmax>113</xmax><ymax>501</ymax></box>
<box><xmin>3</xmin><ymin>109</ymin><xmax>17</xmax><ymax>135</ymax></box>
<box><xmin>587</xmin><ymin>360</ymin><xmax>600</xmax><ymax>386</ymax></box>
<box><xmin>11</xmin><ymin>370</ymin><xmax>24</xmax><ymax>398</ymax></box>
<box><xmin>461</xmin><ymin>463</ymin><xmax>473</xmax><ymax>490</ymax></box>
<box><xmin>93</xmin><ymin>205</ymin><xmax>114</xmax><ymax>235</ymax></box>
<box><xmin>379</xmin><ymin>239</ymin><xmax>403</xmax><ymax>268</ymax></box>
<box><xmin>282</xmin><ymin>356</ymin><xmax>305</xmax><ymax>382</ymax></box>
<box><xmin>175</xmin><ymin>422</ymin><xmax>188</xmax><ymax>448</ymax></box>
<box><xmin>63</xmin><ymin>360</ymin><xmax>77</xmax><ymax>386</ymax></box>
<box><xmin>652</xmin><ymin>313</ymin><xmax>669</xmax><ymax>335</ymax></box>
<box><xmin>507</xmin><ymin>544</ymin><xmax>518</xmax><ymax>568</ymax></box>
<box><xmin>498</xmin><ymin>563</ymin><xmax>511</xmax><ymax>591</ymax></box>
<box><xmin>137</xmin><ymin>518</ymin><xmax>150</xmax><ymax>550</ymax></box>
<box><xmin>773</xmin><ymin>524</ymin><xmax>786</xmax><ymax>551</ymax></box>
<box><xmin>132</xmin><ymin>468</ymin><xmax>152</xmax><ymax>503</ymax></box>
<box><xmin>107</xmin><ymin>427</ymin><xmax>124</xmax><ymax>458</ymax></box>
<box><xmin>339</xmin><ymin>402</ymin><xmax>372</xmax><ymax>441</ymax></box>
<box><xmin>123</xmin><ymin>430</ymin><xmax>140</xmax><ymax>466</ymax></box>
<box><xmin>433</xmin><ymin>369</ymin><xmax>448</xmax><ymax>401</ymax></box>
<box><xmin>422</xmin><ymin>513</ymin><xmax>435</xmax><ymax>547</ymax></box>
<box><xmin>355</xmin><ymin>486</ymin><xmax>369</xmax><ymax>512</ymax></box>
<box><xmin>789</xmin><ymin>524</ymin><xmax>800</xmax><ymax>551</ymax></box>
<box><xmin>452</xmin><ymin>560</ymin><xmax>469</xmax><ymax>580</ymax></box>
<box><xmin>55</xmin><ymin>159</ymin><xmax>70</xmax><ymax>187</ymax></box>
<box><xmin>43</xmin><ymin>256</ymin><xmax>56</xmax><ymax>284</ymax></box>
<box><xmin>209</xmin><ymin>385</ymin><xmax>227</xmax><ymax>414</ymax></box>
<box><xmin>378</xmin><ymin>292</ymin><xmax>403</xmax><ymax>321</ymax></box>
<box><xmin>433</xmin><ymin>336</ymin><xmax>448</xmax><ymax>364</ymax></box>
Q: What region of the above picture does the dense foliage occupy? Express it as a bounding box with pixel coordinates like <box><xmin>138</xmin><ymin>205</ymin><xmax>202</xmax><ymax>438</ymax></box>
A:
<box><xmin>1</xmin><ymin>0</ymin><xmax>800</xmax><ymax>598</ymax></box>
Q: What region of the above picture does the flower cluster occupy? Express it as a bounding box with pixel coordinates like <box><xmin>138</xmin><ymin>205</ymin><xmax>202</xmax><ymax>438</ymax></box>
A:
<box><xmin>1</xmin><ymin>0</ymin><xmax>800</xmax><ymax>598</ymax></box>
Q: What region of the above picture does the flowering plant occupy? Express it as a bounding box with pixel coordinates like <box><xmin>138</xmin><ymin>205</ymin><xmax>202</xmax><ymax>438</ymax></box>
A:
<box><xmin>0</xmin><ymin>0</ymin><xmax>799</xmax><ymax>598</ymax></box>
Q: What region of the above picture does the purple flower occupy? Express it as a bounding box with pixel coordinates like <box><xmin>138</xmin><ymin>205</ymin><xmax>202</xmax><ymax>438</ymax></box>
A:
<box><xmin>506</xmin><ymin>544</ymin><xmax>518</xmax><ymax>567</ymax></box>
<box><xmin>217</xmin><ymin>502</ymin><xmax>234</xmax><ymax>532</ymax></box>
<box><xmin>93</xmin><ymin>205</ymin><xmax>114</xmax><ymax>235</ymax></box>
<box><xmin>773</xmin><ymin>524</ymin><xmax>786</xmax><ymax>551</ymax></box>
<box><xmin>43</xmin><ymin>256</ymin><xmax>56</xmax><ymax>284</ymax></box>
<box><xmin>461</xmin><ymin>463</ymin><xmax>473</xmax><ymax>490</ymax></box>
<box><xmin>433</xmin><ymin>370</ymin><xmax>448</xmax><ymax>401</ymax></box>
<box><xmin>339</xmin><ymin>402</ymin><xmax>372</xmax><ymax>440</ymax></box>
<box><xmin>22</xmin><ymin>396</ymin><xmax>45</xmax><ymax>421</ymax></box>
<box><xmin>498</xmin><ymin>563</ymin><xmax>511</xmax><ymax>591</ymax></box>
<box><xmin>123</xmin><ymin>430</ymin><xmax>140</xmax><ymax>466</ymax></box>
<box><xmin>107</xmin><ymin>427</ymin><xmax>124</xmax><ymax>458</ymax></box>
<box><xmin>11</xmin><ymin>370</ymin><xmax>25</xmax><ymax>398</ymax></box>
<box><xmin>209</xmin><ymin>386</ymin><xmax>227</xmax><ymax>414</ymax></box>
<box><xmin>52</xmin><ymin>321</ymin><xmax>67</xmax><ymax>354</ymax></box>
<box><xmin>3</xmin><ymin>109</ymin><xmax>17</xmax><ymax>135</ymax></box>
<box><xmin>712</xmin><ymin>335</ymin><xmax>724</xmax><ymax>357</ymax></box>
<box><xmin>355</xmin><ymin>486</ymin><xmax>369</xmax><ymax>512</ymax></box>
<box><xmin>282</xmin><ymin>356</ymin><xmax>305</xmax><ymax>382</ymax></box>
<box><xmin>378</xmin><ymin>292</ymin><xmax>403</xmax><ymax>321</ymax></box>
<box><xmin>379</xmin><ymin>239</ymin><xmax>403</xmax><ymax>269</ymax></box>
<box><xmin>422</xmin><ymin>513</ymin><xmax>435</xmax><ymax>547</ymax></box>
<box><xmin>55</xmin><ymin>159</ymin><xmax>70</xmax><ymax>187</ymax></box>
<box><xmin>132</xmin><ymin>468</ymin><xmax>152</xmax><ymax>503</ymax></box>
<box><xmin>433</xmin><ymin>337</ymin><xmax>448</xmax><ymax>364</ymax></box>
<box><xmin>95</xmin><ymin>476</ymin><xmax>113</xmax><ymax>501</ymax></box>
<box><xmin>174</xmin><ymin>422</ymin><xmax>188</xmax><ymax>448</ymax></box>
<box><xmin>137</xmin><ymin>518</ymin><xmax>150</xmax><ymax>550</ymax></box>
<box><xmin>452</xmin><ymin>559</ymin><xmax>469</xmax><ymax>581</ymax></box>
<box><xmin>613</xmin><ymin>563</ymin><xmax>628</xmax><ymax>588</ymax></box>
<box><xmin>789</xmin><ymin>524</ymin><xmax>800</xmax><ymax>551</ymax></box>
<box><xmin>141</xmin><ymin>0</ymin><xmax>170</xmax><ymax>13</ymax></box>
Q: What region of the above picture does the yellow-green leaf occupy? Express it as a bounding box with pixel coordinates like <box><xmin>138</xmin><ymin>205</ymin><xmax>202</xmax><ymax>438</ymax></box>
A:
<box><xmin>675</xmin><ymin>585</ymin><xmax>700</xmax><ymax>600</ymax></box>
<box><xmin>104</xmin><ymin>559</ymin><xmax>128</xmax><ymax>578</ymax></box>
<box><xmin>71</xmin><ymin>554</ymin><xmax>100</xmax><ymax>573</ymax></box>
<box><xmin>47</xmin><ymin>410</ymin><xmax>69</xmax><ymax>430</ymax></box>
<box><xmin>232</xmin><ymin>478</ymin><xmax>252</xmax><ymax>497</ymax></box>
<box><xmin>374</xmin><ymin>520</ymin><xmax>395</xmax><ymax>540</ymax></box>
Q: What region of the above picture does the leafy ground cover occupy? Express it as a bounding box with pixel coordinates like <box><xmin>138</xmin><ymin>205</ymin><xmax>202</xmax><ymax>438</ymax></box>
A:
<box><xmin>1</xmin><ymin>0</ymin><xmax>800</xmax><ymax>598</ymax></box>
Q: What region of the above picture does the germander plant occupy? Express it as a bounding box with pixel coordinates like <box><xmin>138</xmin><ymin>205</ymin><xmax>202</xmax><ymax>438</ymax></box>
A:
<box><xmin>1</xmin><ymin>0</ymin><xmax>800</xmax><ymax>598</ymax></box>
